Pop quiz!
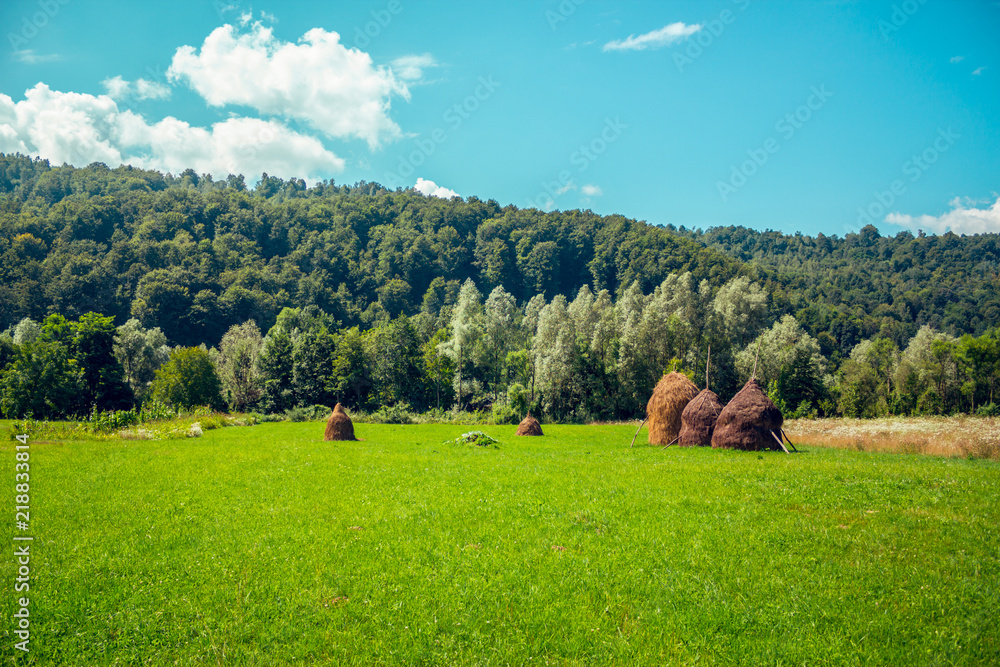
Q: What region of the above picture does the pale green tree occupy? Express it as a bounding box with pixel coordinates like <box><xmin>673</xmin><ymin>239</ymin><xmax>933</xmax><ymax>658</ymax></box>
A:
<box><xmin>439</xmin><ymin>279</ymin><xmax>483</xmax><ymax>409</ymax></box>
<box><xmin>217</xmin><ymin>320</ymin><xmax>264</xmax><ymax>412</ymax></box>
<box><xmin>114</xmin><ymin>318</ymin><xmax>171</xmax><ymax>400</ymax></box>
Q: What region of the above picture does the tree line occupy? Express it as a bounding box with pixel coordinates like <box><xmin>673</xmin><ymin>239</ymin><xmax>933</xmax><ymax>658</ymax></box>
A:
<box><xmin>3</xmin><ymin>274</ymin><xmax>997</xmax><ymax>421</ymax></box>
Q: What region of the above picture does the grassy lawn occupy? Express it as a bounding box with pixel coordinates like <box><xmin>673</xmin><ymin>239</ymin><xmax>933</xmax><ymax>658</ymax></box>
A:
<box><xmin>2</xmin><ymin>422</ymin><xmax>999</xmax><ymax>665</ymax></box>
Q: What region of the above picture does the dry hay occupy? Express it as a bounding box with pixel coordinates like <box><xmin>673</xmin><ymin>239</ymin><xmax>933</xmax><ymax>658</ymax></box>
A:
<box><xmin>711</xmin><ymin>378</ymin><xmax>783</xmax><ymax>451</ymax></box>
<box><xmin>678</xmin><ymin>389</ymin><xmax>723</xmax><ymax>447</ymax></box>
<box><xmin>324</xmin><ymin>403</ymin><xmax>357</xmax><ymax>441</ymax></box>
<box><xmin>516</xmin><ymin>413</ymin><xmax>543</xmax><ymax>436</ymax></box>
<box><xmin>646</xmin><ymin>372</ymin><xmax>699</xmax><ymax>445</ymax></box>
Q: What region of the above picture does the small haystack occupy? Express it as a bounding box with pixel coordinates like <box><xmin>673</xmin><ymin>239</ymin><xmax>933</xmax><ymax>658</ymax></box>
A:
<box><xmin>324</xmin><ymin>403</ymin><xmax>357</xmax><ymax>441</ymax></box>
<box><xmin>678</xmin><ymin>389</ymin><xmax>723</xmax><ymax>446</ymax></box>
<box><xmin>711</xmin><ymin>379</ymin><xmax>784</xmax><ymax>451</ymax></box>
<box><xmin>515</xmin><ymin>413</ymin><xmax>543</xmax><ymax>436</ymax></box>
<box><xmin>645</xmin><ymin>372</ymin><xmax>699</xmax><ymax>445</ymax></box>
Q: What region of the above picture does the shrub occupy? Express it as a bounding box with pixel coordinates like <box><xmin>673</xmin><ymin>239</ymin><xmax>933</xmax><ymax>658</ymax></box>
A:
<box><xmin>370</xmin><ymin>402</ymin><xmax>415</xmax><ymax>424</ymax></box>
<box><xmin>975</xmin><ymin>403</ymin><xmax>998</xmax><ymax>417</ymax></box>
<box><xmin>151</xmin><ymin>347</ymin><xmax>226</xmax><ymax>412</ymax></box>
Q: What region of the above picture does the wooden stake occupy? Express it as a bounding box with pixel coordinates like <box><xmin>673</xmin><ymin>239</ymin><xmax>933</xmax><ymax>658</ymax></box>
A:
<box><xmin>751</xmin><ymin>338</ymin><xmax>762</xmax><ymax>380</ymax></box>
<box><xmin>780</xmin><ymin>428</ymin><xmax>799</xmax><ymax>452</ymax></box>
<box><xmin>630</xmin><ymin>417</ymin><xmax>647</xmax><ymax>447</ymax></box>
<box><xmin>771</xmin><ymin>430</ymin><xmax>790</xmax><ymax>453</ymax></box>
<box><xmin>662</xmin><ymin>436</ymin><xmax>679</xmax><ymax>449</ymax></box>
<box><xmin>705</xmin><ymin>345</ymin><xmax>711</xmax><ymax>391</ymax></box>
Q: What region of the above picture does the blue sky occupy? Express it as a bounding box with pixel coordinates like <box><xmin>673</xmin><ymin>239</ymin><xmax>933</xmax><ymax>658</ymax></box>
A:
<box><xmin>1</xmin><ymin>0</ymin><xmax>997</xmax><ymax>237</ymax></box>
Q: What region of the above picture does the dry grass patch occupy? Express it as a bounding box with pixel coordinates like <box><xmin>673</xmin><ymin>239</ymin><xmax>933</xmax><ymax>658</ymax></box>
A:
<box><xmin>784</xmin><ymin>416</ymin><xmax>1000</xmax><ymax>460</ymax></box>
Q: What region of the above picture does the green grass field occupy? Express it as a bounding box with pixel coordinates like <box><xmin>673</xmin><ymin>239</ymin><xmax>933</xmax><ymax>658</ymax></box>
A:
<box><xmin>3</xmin><ymin>422</ymin><xmax>999</xmax><ymax>665</ymax></box>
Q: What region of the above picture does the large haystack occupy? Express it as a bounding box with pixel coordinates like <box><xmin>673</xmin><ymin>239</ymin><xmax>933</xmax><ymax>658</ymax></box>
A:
<box><xmin>678</xmin><ymin>389</ymin><xmax>723</xmax><ymax>447</ymax></box>
<box><xmin>711</xmin><ymin>379</ymin><xmax>783</xmax><ymax>451</ymax></box>
<box><xmin>646</xmin><ymin>372</ymin><xmax>699</xmax><ymax>445</ymax></box>
<box><xmin>324</xmin><ymin>403</ymin><xmax>356</xmax><ymax>441</ymax></box>
<box><xmin>515</xmin><ymin>413</ymin><xmax>543</xmax><ymax>436</ymax></box>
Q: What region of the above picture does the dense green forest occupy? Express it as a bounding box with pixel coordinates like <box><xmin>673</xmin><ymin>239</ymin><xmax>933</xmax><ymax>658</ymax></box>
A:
<box><xmin>1</xmin><ymin>154</ymin><xmax>998</xmax><ymax>421</ymax></box>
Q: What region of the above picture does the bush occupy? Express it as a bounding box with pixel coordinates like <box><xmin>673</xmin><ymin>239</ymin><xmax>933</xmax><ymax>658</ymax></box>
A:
<box><xmin>284</xmin><ymin>404</ymin><xmax>330</xmax><ymax>422</ymax></box>
<box><xmin>975</xmin><ymin>403</ymin><xmax>998</xmax><ymax>417</ymax></box>
<box><xmin>490</xmin><ymin>402</ymin><xmax>520</xmax><ymax>425</ymax></box>
<box><xmin>88</xmin><ymin>408</ymin><xmax>140</xmax><ymax>433</ymax></box>
<box><xmin>370</xmin><ymin>402</ymin><xmax>415</xmax><ymax>424</ymax></box>
<box><xmin>151</xmin><ymin>347</ymin><xmax>226</xmax><ymax>412</ymax></box>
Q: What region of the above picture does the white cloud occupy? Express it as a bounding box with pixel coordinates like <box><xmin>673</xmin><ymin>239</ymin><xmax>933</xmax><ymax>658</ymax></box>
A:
<box><xmin>414</xmin><ymin>177</ymin><xmax>459</xmax><ymax>199</ymax></box>
<box><xmin>101</xmin><ymin>76</ymin><xmax>172</xmax><ymax>101</ymax></box>
<box><xmin>167</xmin><ymin>22</ymin><xmax>413</xmax><ymax>147</ymax></box>
<box><xmin>389</xmin><ymin>54</ymin><xmax>438</xmax><ymax>82</ymax></box>
<box><xmin>603</xmin><ymin>22</ymin><xmax>702</xmax><ymax>52</ymax></box>
<box><xmin>554</xmin><ymin>181</ymin><xmax>576</xmax><ymax>196</ymax></box>
<box><xmin>950</xmin><ymin>55</ymin><xmax>965</xmax><ymax>64</ymax></box>
<box><xmin>581</xmin><ymin>184</ymin><xmax>603</xmax><ymax>197</ymax></box>
<box><xmin>0</xmin><ymin>83</ymin><xmax>343</xmax><ymax>181</ymax></box>
<box><xmin>972</xmin><ymin>66</ymin><xmax>986</xmax><ymax>76</ymax></box>
<box><xmin>886</xmin><ymin>196</ymin><xmax>1000</xmax><ymax>236</ymax></box>
<box><xmin>12</xmin><ymin>50</ymin><xmax>60</xmax><ymax>64</ymax></box>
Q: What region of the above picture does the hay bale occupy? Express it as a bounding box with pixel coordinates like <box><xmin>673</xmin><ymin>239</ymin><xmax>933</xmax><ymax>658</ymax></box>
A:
<box><xmin>324</xmin><ymin>403</ymin><xmax>356</xmax><ymax>441</ymax></box>
<box><xmin>646</xmin><ymin>372</ymin><xmax>699</xmax><ymax>445</ymax></box>
<box><xmin>711</xmin><ymin>379</ymin><xmax>783</xmax><ymax>451</ymax></box>
<box><xmin>678</xmin><ymin>389</ymin><xmax>723</xmax><ymax>447</ymax></box>
<box><xmin>515</xmin><ymin>413</ymin><xmax>543</xmax><ymax>436</ymax></box>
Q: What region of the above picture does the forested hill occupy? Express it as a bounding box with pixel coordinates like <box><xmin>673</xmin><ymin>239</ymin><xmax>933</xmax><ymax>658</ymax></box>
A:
<box><xmin>676</xmin><ymin>224</ymin><xmax>1000</xmax><ymax>346</ymax></box>
<box><xmin>1</xmin><ymin>153</ymin><xmax>998</xmax><ymax>355</ymax></box>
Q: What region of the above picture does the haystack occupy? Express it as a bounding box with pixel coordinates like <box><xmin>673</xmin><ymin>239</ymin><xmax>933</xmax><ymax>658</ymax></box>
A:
<box><xmin>711</xmin><ymin>379</ymin><xmax>783</xmax><ymax>451</ymax></box>
<box><xmin>678</xmin><ymin>389</ymin><xmax>723</xmax><ymax>446</ymax></box>
<box><xmin>646</xmin><ymin>372</ymin><xmax>699</xmax><ymax>445</ymax></box>
<box><xmin>324</xmin><ymin>403</ymin><xmax>356</xmax><ymax>441</ymax></box>
<box><xmin>515</xmin><ymin>413</ymin><xmax>543</xmax><ymax>436</ymax></box>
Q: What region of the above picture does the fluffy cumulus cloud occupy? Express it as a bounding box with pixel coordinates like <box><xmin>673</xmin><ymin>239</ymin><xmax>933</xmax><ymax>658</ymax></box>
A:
<box><xmin>0</xmin><ymin>83</ymin><xmax>343</xmax><ymax>181</ymax></box>
<box><xmin>167</xmin><ymin>22</ymin><xmax>413</xmax><ymax>147</ymax></box>
<box><xmin>581</xmin><ymin>184</ymin><xmax>603</xmax><ymax>197</ymax></box>
<box><xmin>414</xmin><ymin>177</ymin><xmax>459</xmax><ymax>199</ymax></box>
<box><xmin>886</xmin><ymin>197</ymin><xmax>1000</xmax><ymax>236</ymax></box>
<box><xmin>603</xmin><ymin>22</ymin><xmax>702</xmax><ymax>52</ymax></box>
<box><xmin>101</xmin><ymin>76</ymin><xmax>172</xmax><ymax>101</ymax></box>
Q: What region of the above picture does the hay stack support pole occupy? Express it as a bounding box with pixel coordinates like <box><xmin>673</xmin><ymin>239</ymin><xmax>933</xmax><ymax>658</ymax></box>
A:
<box><xmin>780</xmin><ymin>428</ymin><xmax>799</xmax><ymax>452</ymax></box>
<box><xmin>662</xmin><ymin>436</ymin><xmax>679</xmax><ymax>449</ymax></box>
<box><xmin>630</xmin><ymin>417</ymin><xmax>648</xmax><ymax>447</ymax></box>
<box><xmin>770</xmin><ymin>430</ymin><xmax>790</xmax><ymax>453</ymax></box>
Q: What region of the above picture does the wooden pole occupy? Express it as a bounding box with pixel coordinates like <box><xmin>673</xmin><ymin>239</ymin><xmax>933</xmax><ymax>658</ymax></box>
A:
<box><xmin>751</xmin><ymin>338</ymin><xmax>762</xmax><ymax>380</ymax></box>
<box><xmin>771</xmin><ymin>430</ymin><xmax>790</xmax><ymax>453</ymax></box>
<box><xmin>705</xmin><ymin>345</ymin><xmax>711</xmax><ymax>391</ymax></box>
<box><xmin>780</xmin><ymin>428</ymin><xmax>799</xmax><ymax>452</ymax></box>
<box><xmin>662</xmin><ymin>436</ymin><xmax>679</xmax><ymax>449</ymax></box>
<box><xmin>630</xmin><ymin>417</ymin><xmax>647</xmax><ymax>447</ymax></box>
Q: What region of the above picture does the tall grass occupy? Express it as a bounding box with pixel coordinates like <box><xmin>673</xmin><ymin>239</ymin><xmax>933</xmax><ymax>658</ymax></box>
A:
<box><xmin>785</xmin><ymin>416</ymin><xmax>1000</xmax><ymax>460</ymax></box>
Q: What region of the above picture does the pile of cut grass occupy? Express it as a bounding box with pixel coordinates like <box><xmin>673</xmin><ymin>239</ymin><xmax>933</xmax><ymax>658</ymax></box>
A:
<box><xmin>2</xmin><ymin>423</ymin><xmax>998</xmax><ymax>664</ymax></box>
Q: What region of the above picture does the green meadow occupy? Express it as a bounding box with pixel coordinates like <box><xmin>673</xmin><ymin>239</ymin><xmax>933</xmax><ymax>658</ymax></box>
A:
<box><xmin>2</xmin><ymin>422</ymin><xmax>999</xmax><ymax>665</ymax></box>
